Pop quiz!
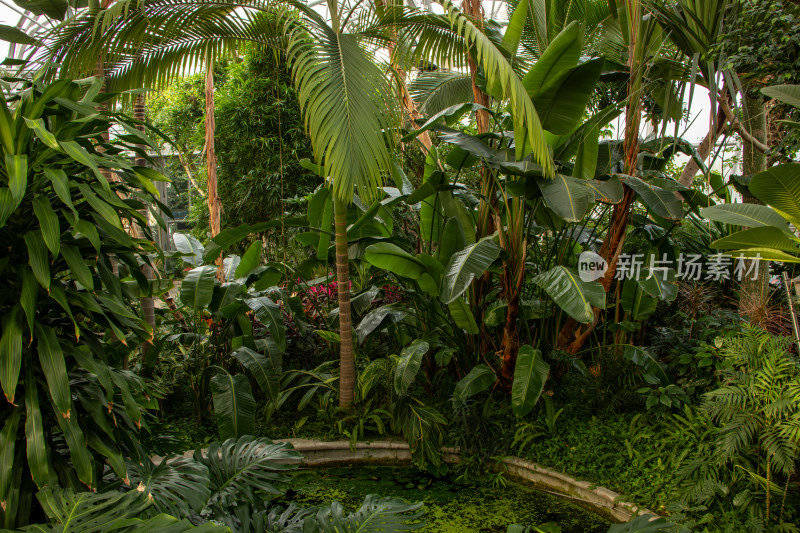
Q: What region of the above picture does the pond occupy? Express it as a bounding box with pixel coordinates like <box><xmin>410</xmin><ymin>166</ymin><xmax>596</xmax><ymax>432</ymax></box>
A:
<box><xmin>284</xmin><ymin>464</ymin><xmax>613</xmax><ymax>532</ymax></box>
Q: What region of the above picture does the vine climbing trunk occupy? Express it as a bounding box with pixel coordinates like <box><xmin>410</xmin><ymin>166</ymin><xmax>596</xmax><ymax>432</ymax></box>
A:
<box><xmin>556</xmin><ymin>0</ymin><xmax>644</xmax><ymax>354</ymax></box>
<box><xmin>739</xmin><ymin>86</ymin><xmax>770</xmax><ymax>321</ymax></box>
<box><xmin>334</xmin><ymin>196</ymin><xmax>355</xmax><ymax>408</ymax></box>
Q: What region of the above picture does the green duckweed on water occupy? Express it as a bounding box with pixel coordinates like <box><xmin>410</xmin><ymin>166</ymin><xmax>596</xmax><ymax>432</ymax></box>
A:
<box><xmin>284</xmin><ymin>465</ymin><xmax>612</xmax><ymax>532</ymax></box>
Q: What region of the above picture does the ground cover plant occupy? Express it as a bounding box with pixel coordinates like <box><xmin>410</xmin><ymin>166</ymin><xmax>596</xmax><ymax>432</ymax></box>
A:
<box><xmin>0</xmin><ymin>0</ymin><xmax>799</xmax><ymax>531</ymax></box>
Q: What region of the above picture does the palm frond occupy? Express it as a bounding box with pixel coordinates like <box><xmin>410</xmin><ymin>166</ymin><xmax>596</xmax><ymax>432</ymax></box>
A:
<box><xmin>408</xmin><ymin>70</ymin><xmax>473</xmax><ymax>115</ymax></box>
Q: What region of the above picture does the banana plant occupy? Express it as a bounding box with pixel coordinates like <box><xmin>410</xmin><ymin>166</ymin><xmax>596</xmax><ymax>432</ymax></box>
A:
<box><xmin>699</xmin><ymin>86</ymin><xmax>800</xmax><ymax>262</ymax></box>
<box><xmin>167</xmin><ymin>231</ymin><xmax>306</xmax><ymax>439</ymax></box>
<box><xmin>0</xmin><ymin>77</ymin><xmax>171</xmax><ymax>528</ymax></box>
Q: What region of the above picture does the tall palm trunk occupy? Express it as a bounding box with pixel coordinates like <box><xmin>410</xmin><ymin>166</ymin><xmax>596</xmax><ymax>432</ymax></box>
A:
<box><xmin>556</xmin><ymin>0</ymin><xmax>644</xmax><ymax>354</ymax></box>
<box><xmin>334</xmin><ymin>196</ymin><xmax>355</xmax><ymax>408</ymax></box>
<box><xmin>133</xmin><ymin>94</ymin><xmax>157</xmax><ymax>369</ymax></box>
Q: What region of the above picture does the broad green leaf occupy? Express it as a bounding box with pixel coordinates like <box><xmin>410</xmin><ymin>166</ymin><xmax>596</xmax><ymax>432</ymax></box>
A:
<box><xmin>502</xmin><ymin>0</ymin><xmax>528</xmax><ymax>54</ymax></box>
<box><xmin>439</xmin><ymin>236</ymin><xmax>502</xmax><ymax>303</ymax></box>
<box><xmin>20</xmin><ymin>268</ymin><xmax>37</xmax><ymax>332</ymax></box>
<box><xmin>719</xmin><ymin>247</ymin><xmax>800</xmax><ymax>263</ymax></box>
<box><xmin>637</xmin><ymin>268</ymin><xmax>678</xmax><ymax>302</ymax></box>
<box><xmin>533</xmin><ymin>266</ymin><xmax>605</xmax><ymax>324</ymax></box>
<box><xmin>35</xmin><ymin>324</ymin><xmax>71</xmax><ymax>418</ymax></box>
<box><xmin>538</xmin><ymin>174</ymin><xmax>595</xmax><ymax>222</ymax></box>
<box><xmin>233</xmin><ymin>347</ymin><xmax>280</xmax><ymax>404</ymax></box>
<box><xmin>172</xmin><ymin>233</ymin><xmax>204</xmax><ymax>266</ymax></box>
<box><xmin>621</xmin><ymin>280</ymin><xmax>657</xmax><ymax>321</ymax></box>
<box><xmin>761</xmin><ymin>84</ymin><xmax>800</xmax><ymax>108</ymax></box>
<box><xmin>453</xmin><ymin>365</ymin><xmax>496</xmax><ymax>403</ymax></box>
<box><xmin>60</xmin><ymin>140</ymin><xmax>103</xmax><ymax>182</ymax></box>
<box><xmin>126</xmin><ymin>457</ymin><xmax>211</xmax><ymax>517</ymax></box>
<box><xmin>0</xmin><ymin>188</ymin><xmax>14</xmax><ymax>226</ymax></box>
<box><xmin>23</xmin><ymin>117</ymin><xmax>59</xmax><ymax>149</ymax></box>
<box><xmin>25</xmin><ymin>230</ymin><xmax>50</xmax><ymax>290</ymax></box>
<box><xmin>25</xmin><ymin>375</ymin><xmax>50</xmax><ymax>489</ymax></box>
<box><xmin>60</xmin><ymin>244</ymin><xmax>94</xmax><ymax>290</ymax></box>
<box><xmin>235</xmin><ymin>240</ymin><xmax>262</xmax><ymax>279</ymax></box>
<box><xmin>511</xmin><ymin>346</ymin><xmax>550</xmax><ymax>417</ymax></box>
<box><xmin>245</xmin><ymin>296</ymin><xmax>286</xmax><ymax>352</ymax></box>
<box><xmin>573</xmin><ymin>124</ymin><xmax>599</xmax><ymax>181</ymax></box>
<box><xmin>180</xmin><ymin>266</ymin><xmax>217</xmax><ymax>312</ymax></box>
<box><xmin>0</xmin><ymin>309</ymin><xmax>22</xmax><ymax>404</ymax></box>
<box><xmin>211</xmin><ymin>373</ymin><xmax>256</xmax><ymax>440</ymax></box>
<box><xmin>622</xmin><ymin>346</ymin><xmax>669</xmax><ymax>385</ymax></box>
<box><xmin>533</xmin><ymin>58</ymin><xmax>605</xmax><ymax>135</ymax></box>
<box><xmin>586</xmin><ymin>177</ymin><xmax>624</xmax><ymax>204</ymax></box>
<box><xmin>55</xmin><ymin>411</ymin><xmax>94</xmax><ymax>487</ymax></box>
<box><xmin>77</xmin><ymin>183</ymin><xmax>122</xmax><ymax>229</ymax></box>
<box><xmin>33</xmin><ymin>196</ymin><xmax>60</xmax><ymax>256</ymax></box>
<box><xmin>750</xmin><ymin>164</ymin><xmax>800</xmax><ymax>227</ymax></box>
<box><xmin>310</xmin><ymin>494</ymin><xmax>425</xmax><ymax>532</ymax></box>
<box><xmin>364</xmin><ymin>243</ymin><xmax>427</xmax><ymax>279</ymax></box>
<box><xmin>0</xmin><ymin>24</ymin><xmax>36</xmax><ymax>44</ymax></box>
<box><xmin>6</xmin><ymin>154</ymin><xmax>28</xmax><ymax>206</ymax></box>
<box><xmin>317</xmin><ymin>193</ymin><xmax>333</xmax><ymax>260</ymax></box>
<box><xmin>521</xmin><ymin>21</ymin><xmax>583</xmax><ymax>97</ymax></box>
<box><xmin>623</xmin><ymin>176</ymin><xmax>682</xmax><ymax>220</ymax></box>
<box><xmin>711</xmin><ymin>226</ymin><xmax>800</xmax><ymax>254</ymax></box>
<box><xmin>355</xmin><ymin>305</ymin><xmax>409</xmax><ymax>344</ymax></box>
<box><xmin>448</xmin><ymin>298</ymin><xmax>478</xmax><ymax>334</ymax></box>
<box><xmin>699</xmin><ymin>203</ymin><xmax>790</xmax><ymax>232</ymax></box>
<box><xmin>0</xmin><ymin>408</ymin><xmax>20</xmax><ymax>507</ymax></box>
<box><xmin>394</xmin><ymin>339</ymin><xmax>429</xmax><ymax>396</ymax></box>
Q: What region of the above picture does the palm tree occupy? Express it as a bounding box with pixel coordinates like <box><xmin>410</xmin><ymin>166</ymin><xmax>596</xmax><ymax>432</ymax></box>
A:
<box><xmin>40</xmin><ymin>0</ymin><xmax>553</xmax><ymax>407</ymax></box>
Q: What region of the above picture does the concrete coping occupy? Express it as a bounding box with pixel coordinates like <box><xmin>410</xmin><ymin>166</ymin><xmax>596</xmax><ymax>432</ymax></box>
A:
<box><xmin>274</xmin><ymin>438</ymin><xmax>658</xmax><ymax>524</ymax></box>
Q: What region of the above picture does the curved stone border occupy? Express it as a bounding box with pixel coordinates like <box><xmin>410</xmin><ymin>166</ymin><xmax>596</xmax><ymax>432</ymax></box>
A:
<box><xmin>277</xmin><ymin>438</ymin><xmax>656</xmax><ymax>523</ymax></box>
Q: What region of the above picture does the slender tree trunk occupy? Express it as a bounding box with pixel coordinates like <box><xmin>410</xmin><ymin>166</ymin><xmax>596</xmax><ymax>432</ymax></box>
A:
<box><xmin>739</xmin><ymin>87</ymin><xmax>770</xmax><ymax>320</ymax></box>
<box><xmin>462</xmin><ymin>0</ymin><xmax>490</xmax><ymax>135</ymax></box>
<box><xmin>334</xmin><ymin>196</ymin><xmax>355</xmax><ymax>408</ymax></box>
<box><xmin>556</xmin><ymin>0</ymin><xmax>643</xmax><ymax>354</ymax></box>
<box><xmin>678</xmin><ymin>97</ymin><xmax>728</xmax><ymax>187</ymax></box>
<box><xmin>498</xmin><ymin>203</ymin><xmax>527</xmax><ymax>389</ymax></box>
<box><xmin>205</xmin><ymin>59</ymin><xmax>224</xmax><ymax>281</ymax></box>
<box><xmin>133</xmin><ymin>94</ymin><xmax>157</xmax><ymax>372</ymax></box>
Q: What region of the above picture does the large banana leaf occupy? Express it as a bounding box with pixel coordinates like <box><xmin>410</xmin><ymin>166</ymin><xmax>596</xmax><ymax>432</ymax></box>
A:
<box><xmin>511</xmin><ymin>346</ymin><xmax>550</xmax><ymax>417</ymax></box>
<box><xmin>244</xmin><ymin>296</ymin><xmax>286</xmax><ymax>352</ymax></box>
<box><xmin>537</xmin><ymin>175</ymin><xmax>595</xmax><ymax>222</ymax></box>
<box><xmin>310</xmin><ymin>495</ymin><xmax>425</xmax><ymax>532</ymax></box>
<box><xmin>355</xmin><ymin>305</ymin><xmax>410</xmax><ymax>345</ymax></box>
<box><xmin>364</xmin><ymin>243</ymin><xmax>427</xmax><ymax>280</ymax></box>
<box><xmin>439</xmin><ymin>237</ymin><xmax>502</xmax><ymax>303</ymax></box>
<box><xmin>637</xmin><ymin>268</ymin><xmax>678</xmax><ymax>302</ymax></box>
<box><xmin>761</xmin><ymin>84</ymin><xmax>800</xmax><ymax>108</ymax></box>
<box><xmin>210</xmin><ymin>373</ymin><xmax>256</xmax><ymax>440</ymax></box>
<box><xmin>711</xmin><ymin>226</ymin><xmax>800</xmax><ymax>254</ymax></box>
<box><xmin>447</xmin><ymin>298</ymin><xmax>479</xmax><ymax>334</ymax></box>
<box><xmin>173</xmin><ymin>233</ymin><xmax>204</xmax><ymax>266</ymax></box>
<box><xmin>573</xmin><ymin>124</ymin><xmax>599</xmax><ymax>181</ymax></box>
<box><xmin>180</xmin><ymin>266</ymin><xmax>218</xmax><ymax>312</ymax></box>
<box><xmin>533</xmin><ymin>58</ymin><xmax>605</xmax><ymax>135</ymax></box>
<box><xmin>394</xmin><ymin>340</ymin><xmax>429</xmax><ymax>397</ymax></box>
<box><xmin>622</xmin><ymin>176</ymin><xmax>682</xmax><ymax>220</ymax></box>
<box><xmin>521</xmin><ymin>21</ymin><xmax>583</xmax><ymax>97</ymax></box>
<box><xmin>232</xmin><ymin>347</ymin><xmax>281</xmax><ymax>404</ymax></box>
<box><xmin>699</xmin><ymin>203</ymin><xmax>791</xmax><ymax>232</ymax></box>
<box><xmin>620</xmin><ymin>280</ymin><xmax>657</xmax><ymax>321</ymax></box>
<box><xmin>750</xmin><ymin>164</ymin><xmax>800</xmax><ymax>227</ymax></box>
<box><xmin>195</xmin><ymin>437</ymin><xmax>300</xmax><ymax>507</ymax></box>
<box><xmin>127</xmin><ymin>457</ymin><xmax>211</xmax><ymax>517</ymax></box>
<box><xmin>453</xmin><ymin>365</ymin><xmax>496</xmax><ymax>404</ymax></box>
<box><xmin>533</xmin><ymin>267</ymin><xmax>605</xmax><ymax>323</ymax></box>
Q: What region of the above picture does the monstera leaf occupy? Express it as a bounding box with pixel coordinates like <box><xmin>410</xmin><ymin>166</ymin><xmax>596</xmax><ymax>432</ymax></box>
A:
<box><xmin>194</xmin><ymin>437</ymin><xmax>301</xmax><ymax>507</ymax></box>
<box><xmin>126</xmin><ymin>457</ymin><xmax>211</xmax><ymax>517</ymax></box>
<box><xmin>310</xmin><ymin>495</ymin><xmax>425</xmax><ymax>532</ymax></box>
<box><xmin>31</xmin><ymin>488</ymin><xmax>228</xmax><ymax>532</ymax></box>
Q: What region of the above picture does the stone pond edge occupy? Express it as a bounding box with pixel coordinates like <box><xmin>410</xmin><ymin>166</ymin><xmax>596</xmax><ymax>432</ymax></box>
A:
<box><xmin>271</xmin><ymin>438</ymin><xmax>658</xmax><ymax>524</ymax></box>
